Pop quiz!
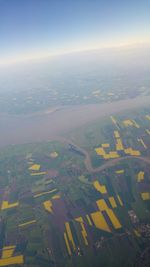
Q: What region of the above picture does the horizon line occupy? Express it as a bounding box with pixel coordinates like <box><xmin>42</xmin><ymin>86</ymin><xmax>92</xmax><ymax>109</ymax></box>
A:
<box><xmin>1</xmin><ymin>39</ymin><xmax>150</xmax><ymax>68</ymax></box>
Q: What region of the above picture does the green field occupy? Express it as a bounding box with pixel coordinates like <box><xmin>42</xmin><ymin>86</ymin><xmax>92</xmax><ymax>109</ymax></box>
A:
<box><xmin>0</xmin><ymin>108</ymin><xmax>150</xmax><ymax>267</ymax></box>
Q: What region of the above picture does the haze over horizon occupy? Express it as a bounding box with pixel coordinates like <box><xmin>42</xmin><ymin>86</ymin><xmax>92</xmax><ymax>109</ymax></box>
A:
<box><xmin>0</xmin><ymin>0</ymin><xmax>150</xmax><ymax>66</ymax></box>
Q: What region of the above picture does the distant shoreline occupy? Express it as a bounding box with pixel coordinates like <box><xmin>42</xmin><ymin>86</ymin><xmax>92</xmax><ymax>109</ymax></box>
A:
<box><xmin>0</xmin><ymin>95</ymin><xmax>150</xmax><ymax>148</ymax></box>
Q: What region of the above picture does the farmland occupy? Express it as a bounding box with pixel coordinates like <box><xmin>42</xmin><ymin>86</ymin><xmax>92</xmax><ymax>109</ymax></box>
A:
<box><xmin>0</xmin><ymin>107</ymin><xmax>149</xmax><ymax>267</ymax></box>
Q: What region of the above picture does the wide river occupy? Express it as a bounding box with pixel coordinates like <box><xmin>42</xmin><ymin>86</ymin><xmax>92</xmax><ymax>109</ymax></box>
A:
<box><xmin>0</xmin><ymin>96</ymin><xmax>150</xmax><ymax>148</ymax></box>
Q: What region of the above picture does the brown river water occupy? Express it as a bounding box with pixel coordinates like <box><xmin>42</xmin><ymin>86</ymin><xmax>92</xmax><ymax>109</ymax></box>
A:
<box><xmin>0</xmin><ymin>96</ymin><xmax>150</xmax><ymax>148</ymax></box>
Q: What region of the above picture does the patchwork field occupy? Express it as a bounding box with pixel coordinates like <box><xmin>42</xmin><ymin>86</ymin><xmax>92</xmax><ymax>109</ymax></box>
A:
<box><xmin>0</xmin><ymin>107</ymin><xmax>149</xmax><ymax>267</ymax></box>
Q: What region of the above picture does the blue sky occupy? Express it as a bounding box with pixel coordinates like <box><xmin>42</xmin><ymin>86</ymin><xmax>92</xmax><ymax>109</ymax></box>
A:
<box><xmin>0</xmin><ymin>0</ymin><xmax>150</xmax><ymax>65</ymax></box>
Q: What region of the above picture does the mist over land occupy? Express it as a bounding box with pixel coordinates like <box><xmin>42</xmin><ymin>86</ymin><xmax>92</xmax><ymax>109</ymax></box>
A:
<box><xmin>0</xmin><ymin>44</ymin><xmax>150</xmax><ymax>148</ymax></box>
<box><xmin>0</xmin><ymin>44</ymin><xmax>150</xmax><ymax>114</ymax></box>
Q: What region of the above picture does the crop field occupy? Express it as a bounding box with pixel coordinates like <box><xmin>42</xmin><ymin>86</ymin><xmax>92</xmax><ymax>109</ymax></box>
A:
<box><xmin>0</xmin><ymin>108</ymin><xmax>149</xmax><ymax>267</ymax></box>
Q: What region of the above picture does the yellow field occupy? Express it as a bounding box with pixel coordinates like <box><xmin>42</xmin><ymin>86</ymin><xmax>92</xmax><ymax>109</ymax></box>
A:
<box><xmin>96</xmin><ymin>199</ymin><xmax>122</xmax><ymax>229</ymax></box>
<box><xmin>132</xmin><ymin>120</ymin><xmax>140</xmax><ymax>128</ymax></box>
<box><xmin>34</xmin><ymin>189</ymin><xmax>57</xmax><ymax>198</ymax></box>
<box><xmin>110</xmin><ymin>116</ymin><xmax>120</xmax><ymax>129</ymax></box>
<box><xmin>52</xmin><ymin>195</ymin><xmax>60</xmax><ymax>200</ymax></box>
<box><xmin>86</xmin><ymin>215</ymin><xmax>93</xmax><ymax>226</ymax></box>
<box><xmin>96</xmin><ymin>124</ymin><xmax>142</xmax><ymax>159</ymax></box>
<box><xmin>141</xmin><ymin>192</ymin><xmax>150</xmax><ymax>200</ymax></box>
<box><xmin>114</xmin><ymin>131</ymin><xmax>120</xmax><ymax>138</ymax></box>
<box><xmin>0</xmin><ymin>246</ymin><xmax>24</xmax><ymax>266</ymax></box>
<box><xmin>65</xmin><ymin>222</ymin><xmax>76</xmax><ymax>251</ymax></box>
<box><xmin>95</xmin><ymin>147</ymin><xmax>120</xmax><ymax>159</ymax></box>
<box><xmin>138</xmin><ymin>138</ymin><xmax>147</xmax><ymax>149</ymax></box>
<box><xmin>0</xmin><ymin>256</ymin><xmax>24</xmax><ymax>266</ymax></box>
<box><xmin>124</xmin><ymin>148</ymin><xmax>141</xmax><ymax>156</ymax></box>
<box><xmin>2</xmin><ymin>246</ymin><xmax>15</xmax><ymax>259</ymax></box>
<box><xmin>109</xmin><ymin>151</ymin><xmax>120</xmax><ymax>158</ymax></box>
<box><xmin>75</xmin><ymin>217</ymin><xmax>88</xmax><ymax>245</ymax></box>
<box><xmin>1</xmin><ymin>201</ymin><xmax>19</xmax><ymax>210</ymax></box>
<box><xmin>134</xmin><ymin>229</ymin><xmax>141</xmax><ymax>237</ymax></box>
<box><xmin>43</xmin><ymin>200</ymin><xmax>53</xmax><ymax>213</ymax></box>
<box><xmin>117</xmin><ymin>195</ymin><xmax>123</xmax><ymax>206</ymax></box>
<box><xmin>30</xmin><ymin>171</ymin><xmax>46</xmax><ymax>176</ymax></box>
<box><xmin>123</xmin><ymin>119</ymin><xmax>140</xmax><ymax>128</ymax></box>
<box><xmin>19</xmin><ymin>220</ymin><xmax>36</xmax><ymax>227</ymax></box>
<box><xmin>109</xmin><ymin>197</ymin><xmax>117</xmax><ymax>208</ymax></box>
<box><xmin>116</xmin><ymin>170</ymin><xmax>124</xmax><ymax>174</ymax></box>
<box><xmin>123</xmin><ymin>119</ymin><xmax>133</xmax><ymax>127</ymax></box>
<box><xmin>116</xmin><ymin>138</ymin><xmax>124</xmax><ymax>151</ymax></box>
<box><xmin>64</xmin><ymin>232</ymin><xmax>72</xmax><ymax>256</ymax></box>
<box><xmin>102</xmin><ymin>143</ymin><xmax>110</xmax><ymax>148</ymax></box>
<box><xmin>96</xmin><ymin>199</ymin><xmax>108</xmax><ymax>211</ymax></box>
<box><xmin>145</xmin><ymin>115</ymin><xmax>150</xmax><ymax>121</ymax></box>
<box><xmin>95</xmin><ymin>147</ymin><xmax>106</xmax><ymax>156</ymax></box>
<box><xmin>29</xmin><ymin>164</ymin><xmax>41</xmax><ymax>171</ymax></box>
<box><xmin>146</xmin><ymin>129</ymin><xmax>150</xmax><ymax>135</ymax></box>
<box><xmin>107</xmin><ymin>209</ymin><xmax>122</xmax><ymax>229</ymax></box>
<box><xmin>137</xmin><ymin>171</ymin><xmax>144</xmax><ymax>182</ymax></box>
<box><xmin>93</xmin><ymin>180</ymin><xmax>107</xmax><ymax>194</ymax></box>
<box><xmin>91</xmin><ymin>211</ymin><xmax>111</xmax><ymax>232</ymax></box>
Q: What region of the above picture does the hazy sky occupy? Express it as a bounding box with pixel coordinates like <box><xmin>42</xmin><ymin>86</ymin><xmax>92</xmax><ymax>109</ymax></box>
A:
<box><xmin>0</xmin><ymin>0</ymin><xmax>150</xmax><ymax>65</ymax></box>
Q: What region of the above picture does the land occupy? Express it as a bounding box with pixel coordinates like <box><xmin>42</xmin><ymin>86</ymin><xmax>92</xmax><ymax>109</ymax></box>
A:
<box><xmin>0</xmin><ymin>95</ymin><xmax>150</xmax><ymax>147</ymax></box>
<box><xmin>0</xmin><ymin>46</ymin><xmax>150</xmax><ymax>115</ymax></box>
<box><xmin>0</xmin><ymin>103</ymin><xmax>149</xmax><ymax>267</ymax></box>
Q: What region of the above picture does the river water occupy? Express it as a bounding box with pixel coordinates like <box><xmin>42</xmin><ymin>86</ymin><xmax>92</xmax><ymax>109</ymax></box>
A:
<box><xmin>0</xmin><ymin>96</ymin><xmax>150</xmax><ymax>148</ymax></box>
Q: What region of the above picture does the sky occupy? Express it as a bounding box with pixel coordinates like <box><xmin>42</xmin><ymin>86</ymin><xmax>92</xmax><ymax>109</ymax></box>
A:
<box><xmin>0</xmin><ymin>0</ymin><xmax>150</xmax><ymax>65</ymax></box>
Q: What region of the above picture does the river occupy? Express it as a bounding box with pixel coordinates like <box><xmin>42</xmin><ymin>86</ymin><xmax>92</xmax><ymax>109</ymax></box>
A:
<box><xmin>0</xmin><ymin>95</ymin><xmax>150</xmax><ymax>148</ymax></box>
